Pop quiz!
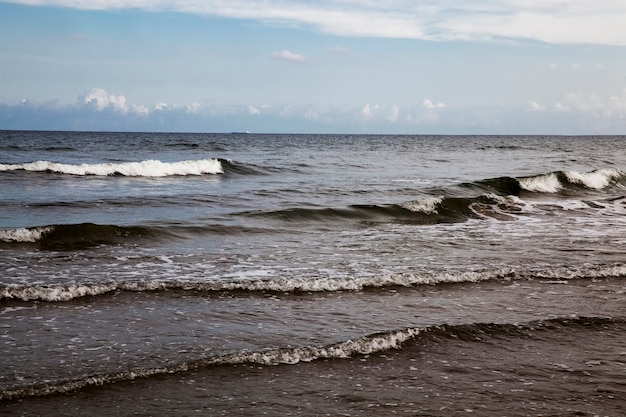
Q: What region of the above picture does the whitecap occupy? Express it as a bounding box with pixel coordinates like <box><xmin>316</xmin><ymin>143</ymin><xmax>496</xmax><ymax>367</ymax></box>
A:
<box><xmin>0</xmin><ymin>158</ymin><xmax>223</xmax><ymax>177</ymax></box>
<box><xmin>518</xmin><ymin>173</ymin><xmax>562</xmax><ymax>193</ymax></box>
<box><xmin>0</xmin><ymin>270</ymin><xmax>515</xmax><ymax>302</ymax></box>
<box><xmin>565</xmin><ymin>169</ymin><xmax>623</xmax><ymax>190</ymax></box>
<box><xmin>399</xmin><ymin>196</ymin><xmax>443</xmax><ymax>214</ymax></box>
<box><xmin>0</xmin><ymin>227</ymin><xmax>52</xmax><ymax>242</ymax></box>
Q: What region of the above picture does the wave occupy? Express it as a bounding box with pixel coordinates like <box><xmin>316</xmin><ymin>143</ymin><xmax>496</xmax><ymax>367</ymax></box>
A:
<box><xmin>2</xmin><ymin>315</ymin><xmax>621</xmax><ymax>400</ymax></box>
<box><xmin>244</xmin><ymin>169</ymin><xmax>625</xmax><ymax>226</ymax></box>
<box><xmin>218</xmin><ymin>158</ymin><xmax>283</xmax><ymax>176</ymax></box>
<box><xmin>245</xmin><ymin>193</ymin><xmax>528</xmax><ymax>224</ymax></box>
<box><xmin>3</xmin><ymin>264</ymin><xmax>625</xmax><ymax>302</ymax></box>
<box><xmin>399</xmin><ymin>196</ymin><xmax>443</xmax><ymax>214</ymax></box>
<box><xmin>0</xmin><ymin>144</ymin><xmax>78</xmax><ymax>152</ymax></box>
<box><xmin>0</xmin><ymin>270</ymin><xmax>515</xmax><ymax>301</ymax></box>
<box><xmin>0</xmin><ymin>223</ymin><xmax>273</xmax><ymax>250</ymax></box>
<box><xmin>564</xmin><ymin>169</ymin><xmax>624</xmax><ymax>190</ymax></box>
<box><xmin>0</xmin><ymin>223</ymin><xmax>161</xmax><ymax>250</ymax></box>
<box><xmin>0</xmin><ymin>226</ymin><xmax>53</xmax><ymax>243</ymax></box>
<box><xmin>472</xmin><ymin>169</ymin><xmax>625</xmax><ymax>195</ymax></box>
<box><xmin>0</xmin><ymin>157</ymin><xmax>285</xmax><ymax>178</ymax></box>
<box><xmin>0</xmin><ymin>158</ymin><xmax>223</xmax><ymax>177</ymax></box>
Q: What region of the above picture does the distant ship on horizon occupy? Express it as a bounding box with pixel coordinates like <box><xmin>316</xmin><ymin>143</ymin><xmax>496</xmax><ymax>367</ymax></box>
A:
<box><xmin>230</xmin><ymin>131</ymin><xmax>250</xmax><ymax>134</ymax></box>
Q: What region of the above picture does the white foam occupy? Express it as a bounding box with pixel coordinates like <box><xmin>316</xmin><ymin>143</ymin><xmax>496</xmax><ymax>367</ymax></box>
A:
<box><xmin>1</xmin><ymin>283</ymin><xmax>110</xmax><ymax>302</ymax></box>
<box><xmin>487</xmin><ymin>193</ymin><xmax>527</xmax><ymax>207</ymax></box>
<box><xmin>218</xmin><ymin>327</ymin><xmax>422</xmax><ymax>366</ymax></box>
<box><xmin>213</xmin><ymin>270</ymin><xmax>511</xmax><ymax>293</ymax></box>
<box><xmin>0</xmin><ymin>281</ymin><xmax>170</xmax><ymax>302</ymax></box>
<box><xmin>5</xmin><ymin>264</ymin><xmax>625</xmax><ymax>303</ymax></box>
<box><xmin>519</xmin><ymin>173</ymin><xmax>562</xmax><ymax>193</ymax></box>
<box><xmin>565</xmin><ymin>169</ymin><xmax>623</xmax><ymax>190</ymax></box>
<box><xmin>531</xmin><ymin>264</ymin><xmax>626</xmax><ymax>281</ymax></box>
<box><xmin>0</xmin><ymin>270</ymin><xmax>513</xmax><ymax>302</ymax></box>
<box><xmin>0</xmin><ymin>227</ymin><xmax>52</xmax><ymax>242</ymax></box>
<box><xmin>0</xmin><ymin>158</ymin><xmax>223</xmax><ymax>177</ymax></box>
<box><xmin>400</xmin><ymin>196</ymin><xmax>443</xmax><ymax>214</ymax></box>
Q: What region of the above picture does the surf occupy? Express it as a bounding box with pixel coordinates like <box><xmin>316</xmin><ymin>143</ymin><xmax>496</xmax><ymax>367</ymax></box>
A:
<box><xmin>0</xmin><ymin>158</ymin><xmax>223</xmax><ymax>177</ymax></box>
<box><xmin>3</xmin><ymin>263</ymin><xmax>625</xmax><ymax>302</ymax></box>
<box><xmin>0</xmin><ymin>223</ymin><xmax>161</xmax><ymax>250</ymax></box>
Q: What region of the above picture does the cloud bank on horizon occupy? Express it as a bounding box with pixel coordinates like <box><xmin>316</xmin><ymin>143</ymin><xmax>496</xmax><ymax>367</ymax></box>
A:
<box><xmin>2</xmin><ymin>0</ymin><xmax>626</xmax><ymax>133</ymax></box>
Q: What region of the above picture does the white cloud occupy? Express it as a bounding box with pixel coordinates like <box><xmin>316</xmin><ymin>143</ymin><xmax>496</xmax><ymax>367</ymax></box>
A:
<box><xmin>83</xmin><ymin>88</ymin><xmax>128</xmax><ymax>113</ymax></box>
<box><xmin>554</xmin><ymin>102</ymin><xmax>569</xmax><ymax>112</ymax></box>
<box><xmin>361</xmin><ymin>103</ymin><xmax>373</xmax><ymax>118</ymax></box>
<box><xmin>563</xmin><ymin>92</ymin><xmax>604</xmax><ymax>112</ymax></box>
<box><xmin>537</xmin><ymin>89</ymin><xmax>626</xmax><ymax>119</ymax></box>
<box><xmin>527</xmin><ymin>100</ymin><xmax>545</xmax><ymax>111</ymax></box>
<box><xmin>6</xmin><ymin>89</ymin><xmax>626</xmax><ymax>134</ymax></box>
<box><xmin>423</xmin><ymin>99</ymin><xmax>445</xmax><ymax>109</ymax></box>
<box><xmin>388</xmin><ymin>105</ymin><xmax>400</xmax><ymax>122</ymax></box>
<box><xmin>186</xmin><ymin>102</ymin><xmax>201</xmax><ymax>113</ymax></box>
<box><xmin>271</xmin><ymin>50</ymin><xmax>307</xmax><ymax>63</ymax></box>
<box><xmin>576</xmin><ymin>89</ymin><xmax>626</xmax><ymax>118</ymax></box>
<box><xmin>361</xmin><ymin>103</ymin><xmax>381</xmax><ymax>119</ymax></box>
<box><xmin>304</xmin><ymin>108</ymin><xmax>319</xmax><ymax>120</ymax></box>
<box><xmin>82</xmin><ymin>89</ymin><xmax>199</xmax><ymax>116</ymax></box>
<box><xmin>132</xmin><ymin>104</ymin><xmax>150</xmax><ymax>116</ymax></box>
<box><xmin>279</xmin><ymin>105</ymin><xmax>293</xmax><ymax>117</ymax></box>
<box><xmin>12</xmin><ymin>1</ymin><xmax>626</xmax><ymax>45</ymax></box>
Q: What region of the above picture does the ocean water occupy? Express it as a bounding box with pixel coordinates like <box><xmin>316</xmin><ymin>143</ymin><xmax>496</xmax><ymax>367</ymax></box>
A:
<box><xmin>1</xmin><ymin>131</ymin><xmax>625</xmax><ymax>416</ymax></box>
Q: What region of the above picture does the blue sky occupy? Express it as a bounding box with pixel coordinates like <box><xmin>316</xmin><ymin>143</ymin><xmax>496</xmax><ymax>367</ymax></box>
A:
<box><xmin>1</xmin><ymin>1</ymin><xmax>626</xmax><ymax>134</ymax></box>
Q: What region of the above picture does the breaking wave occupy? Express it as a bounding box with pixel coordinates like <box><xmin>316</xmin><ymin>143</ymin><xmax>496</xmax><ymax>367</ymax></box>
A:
<box><xmin>244</xmin><ymin>168</ymin><xmax>624</xmax><ymax>225</ymax></box>
<box><xmin>474</xmin><ymin>169</ymin><xmax>625</xmax><ymax>195</ymax></box>
<box><xmin>2</xmin><ymin>315</ymin><xmax>621</xmax><ymax>400</ymax></box>
<box><xmin>518</xmin><ymin>172</ymin><xmax>563</xmax><ymax>193</ymax></box>
<box><xmin>0</xmin><ymin>270</ymin><xmax>514</xmax><ymax>301</ymax></box>
<box><xmin>0</xmin><ymin>226</ymin><xmax>53</xmax><ymax>243</ymax></box>
<box><xmin>564</xmin><ymin>169</ymin><xmax>624</xmax><ymax>190</ymax></box>
<box><xmin>0</xmin><ymin>223</ymin><xmax>275</xmax><ymax>250</ymax></box>
<box><xmin>399</xmin><ymin>196</ymin><xmax>443</xmax><ymax>214</ymax></box>
<box><xmin>0</xmin><ymin>158</ymin><xmax>223</xmax><ymax>177</ymax></box>
<box><xmin>245</xmin><ymin>193</ymin><xmax>529</xmax><ymax>224</ymax></box>
<box><xmin>2</xmin><ymin>264</ymin><xmax>625</xmax><ymax>302</ymax></box>
<box><xmin>0</xmin><ymin>223</ymin><xmax>160</xmax><ymax>250</ymax></box>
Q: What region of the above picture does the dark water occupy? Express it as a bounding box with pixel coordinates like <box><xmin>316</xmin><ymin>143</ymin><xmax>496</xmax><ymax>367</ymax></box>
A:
<box><xmin>1</xmin><ymin>131</ymin><xmax>625</xmax><ymax>416</ymax></box>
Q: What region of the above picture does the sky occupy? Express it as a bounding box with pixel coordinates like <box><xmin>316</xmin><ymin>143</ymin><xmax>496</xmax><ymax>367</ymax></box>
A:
<box><xmin>1</xmin><ymin>1</ymin><xmax>626</xmax><ymax>134</ymax></box>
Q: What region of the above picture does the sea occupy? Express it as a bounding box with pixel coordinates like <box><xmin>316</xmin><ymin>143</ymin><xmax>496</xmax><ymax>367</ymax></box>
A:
<box><xmin>0</xmin><ymin>130</ymin><xmax>625</xmax><ymax>416</ymax></box>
